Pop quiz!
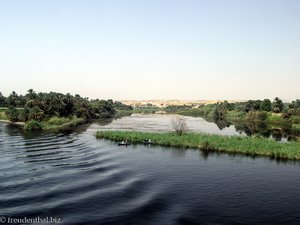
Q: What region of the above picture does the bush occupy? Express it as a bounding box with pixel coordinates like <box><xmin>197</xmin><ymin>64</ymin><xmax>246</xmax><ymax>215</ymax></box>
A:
<box><xmin>171</xmin><ymin>117</ymin><xmax>188</xmax><ymax>136</ymax></box>
<box><xmin>0</xmin><ymin>111</ymin><xmax>8</xmax><ymax>120</ymax></box>
<box><xmin>5</xmin><ymin>106</ymin><xmax>20</xmax><ymax>122</ymax></box>
<box><xmin>28</xmin><ymin>106</ymin><xmax>45</xmax><ymax>121</ymax></box>
<box><xmin>18</xmin><ymin>107</ymin><xmax>30</xmax><ymax>122</ymax></box>
<box><xmin>47</xmin><ymin>116</ymin><xmax>70</xmax><ymax>125</ymax></box>
<box><xmin>256</xmin><ymin>111</ymin><xmax>268</xmax><ymax>121</ymax></box>
<box><xmin>292</xmin><ymin>124</ymin><xmax>300</xmax><ymax>133</ymax></box>
<box><xmin>24</xmin><ymin>120</ymin><xmax>43</xmax><ymax>130</ymax></box>
<box><xmin>246</xmin><ymin>111</ymin><xmax>268</xmax><ymax>122</ymax></box>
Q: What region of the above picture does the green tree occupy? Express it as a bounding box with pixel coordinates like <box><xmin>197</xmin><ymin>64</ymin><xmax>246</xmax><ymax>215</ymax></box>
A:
<box><xmin>213</xmin><ymin>103</ymin><xmax>227</xmax><ymax>119</ymax></box>
<box><xmin>7</xmin><ymin>91</ymin><xmax>18</xmax><ymax>107</ymax></box>
<box><xmin>272</xmin><ymin>97</ymin><xmax>284</xmax><ymax>113</ymax></box>
<box><xmin>28</xmin><ymin>106</ymin><xmax>45</xmax><ymax>121</ymax></box>
<box><xmin>289</xmin><ymin>99</ymin><xmax>300</xmax><ymax>109</ymax></box>
<box><xmin>260</xmin><ymin>99</ymin><xmax>272</xmax><ymax>112</ymax></box>
<box><xmin>6</xmin><ymin>106</ymin><xmax>20</xmax><ymax>122</ymax></box>
<box><xmin>0</xmin><ymin>92</ymin><xmax>6</xmax><ymax>107</ymax></box>
<box><xmin>18</xmin><ymin>107</ymin><xmax>30</xmax><ymax>122</ymax></box>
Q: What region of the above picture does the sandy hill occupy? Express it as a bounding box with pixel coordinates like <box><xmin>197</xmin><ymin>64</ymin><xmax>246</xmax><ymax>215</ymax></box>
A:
<box><xmin>121</xmin><ymin>100</ymin><xmax>243</xmax><ymax>108</ymax></box>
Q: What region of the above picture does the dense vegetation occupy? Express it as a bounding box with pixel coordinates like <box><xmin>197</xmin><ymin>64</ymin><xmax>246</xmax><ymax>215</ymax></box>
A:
<box><xmin>164</xmin><ymin>98</ymin><xmax>300</xmax><ymax>131</ymax></box>
<box><xmin>0</xmin><ymin>89</ymin><xmax>126</xmax><ymax>130</ymax></box>
<box><xmin>96</xmin><ymin>131</ymin><xmax>300</xmax><ymax>160</ymax></box>
<box><xmin>120</xmin><ymin>98</ymin><xmax>300</xmax><ymax>137</ymax></box>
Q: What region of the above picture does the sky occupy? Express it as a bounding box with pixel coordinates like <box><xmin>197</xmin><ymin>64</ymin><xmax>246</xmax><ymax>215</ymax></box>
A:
<box><xmin>0</xmin><ymin>0</ymin><xmax>299</xmax><ymax>101</ymax></box>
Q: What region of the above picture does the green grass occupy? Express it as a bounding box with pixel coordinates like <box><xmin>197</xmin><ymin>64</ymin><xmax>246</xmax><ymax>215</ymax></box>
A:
<box><xmin>132</xmin><ymin>108</ymin><xmax>158</xmax><ymax>114</ymax></box>
<box><xmin>266</xmin><ymin>113</ymin><xmax>286</xmax><ymax>124</ymax></box>
<box><xmin>0</xmin><ymin>111</ymin><xmax>8</xmax><ymax>120</ymax></box>
<box><xmin>0</xmin><ymin>107</ymin><xmax>8</xmax><ymax>112</ymax></box>
<box><xmin>96</xmin><ymin>130</ymin><xmax>300</xmax><ymax>160</ymax></box>
<box><xmin>226</xmin><ymin>111</ymin><xmax>246</xmax><ymax>121</ymax></box>
<box><xmin>292</xmin><ymin>124</ymin><xmax>300</xmax><ymax>132</ymax></box>
<box><xmin>23</xmin><ymin>116</ymin><xmax>86</xmax><ymax>131</ymax></box>
<box><xmin>42</xmin><ymin>116</ymin><xmax>86</xmax><ymax>131</ymax></box>
<box><xmin>0</xmin><ymin>107</ymin><xmax>8</xmax><ymax>120</ymax></box>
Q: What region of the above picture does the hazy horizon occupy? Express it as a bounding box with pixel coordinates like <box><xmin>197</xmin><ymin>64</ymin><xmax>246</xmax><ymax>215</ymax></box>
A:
<box><xmin>1</xmin><ymin>0</ymin><xmax>299</xmax><ymax>101</ymax></box>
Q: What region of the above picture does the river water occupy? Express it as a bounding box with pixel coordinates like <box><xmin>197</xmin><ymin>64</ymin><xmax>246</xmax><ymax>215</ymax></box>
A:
<box><xmin>93</xmin><ymin>113</ymin><xmax>295</xmax><ymax>142</ymax></box>
<box><xmin>1</xmin><ymin>116</ymin><xmax>300</xmax><ymax>225</ymax></box>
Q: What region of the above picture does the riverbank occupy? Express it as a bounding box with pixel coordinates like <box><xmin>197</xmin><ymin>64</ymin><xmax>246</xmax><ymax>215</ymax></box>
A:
<box><xmin>96</xmin><ymin>131</ymin><xmax>300</xmax><ymax>160</ymax></box>
<box><xmin>0</xmin><ymin>119</ymin><xmax>25</xmax><ymax>125</ymax></box>
<box><xmin>0</xmin><ymin>116</ymin><xmax>87</xmax><ymax>131</ymax></box>
<box><xmin>39</xmin><ymin>117</ymin><xmax>87</xmax><ymax>131</ymax></box>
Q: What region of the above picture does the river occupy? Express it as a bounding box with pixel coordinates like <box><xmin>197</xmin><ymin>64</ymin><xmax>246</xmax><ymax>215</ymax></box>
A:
<box><xmin>1</xmin><ymin>115</ymin><xmax>300</xmax><ymax>225</ymax></box>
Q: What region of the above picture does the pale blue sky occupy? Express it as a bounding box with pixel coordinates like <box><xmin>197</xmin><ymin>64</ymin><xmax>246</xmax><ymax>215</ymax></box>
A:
<box><xmin>0</xmin><ymin>0</ymin><xmax>299</xmax><ymax>100</ymax></box>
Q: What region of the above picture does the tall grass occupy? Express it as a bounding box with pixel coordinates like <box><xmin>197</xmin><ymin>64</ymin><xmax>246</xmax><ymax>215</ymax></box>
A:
<box><xmin>41</xmin><ymin>116</ymin><xmax>86</xmax><ymax>130</ymax></box>
<box><xmin>0</xmin><ymin>107</ymin><xmax>8</xmax><ymax>112</ymax></box>
<box><xmin>292</xmin><ymin>124</ymin><xmax>300</xmax><ymax>132</ymax></box>
<box><xmin>96</xmin><ymin>131</ymin><xmax>300</xmax><ymax>160</ymax></box>
<box><xmin>0</xmin><ymin>111</ymin><xmax>8</xmax><ymax>120</ymax></box>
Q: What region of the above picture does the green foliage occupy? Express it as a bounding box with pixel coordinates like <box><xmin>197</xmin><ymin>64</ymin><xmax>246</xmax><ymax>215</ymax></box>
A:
<box><xmin>115</xmin><ymin>110</ymin><xmax>132</xmax><ymax>118</ymax></box>
<box><xmin>165</xmin><ymin>105</ymin><xmax>192</xmax><ymax>112</ymax></box>
<box><xmin>0</xmin><ymin>111</ymin><xmax>8</xmax><ymax>120</ymax></box>
<box><xmin>0</xmin><ymin>107</ymin><xmax>8</xmax><ymax>112</ymax></box>
<box><xmin>213</xmin><ymin>103</ymin><xmax>227</xmax><ymax>119</ymax></box>
<box><xmin>173</xmin><ymin>104</ymin><xmax>216</xmax><ymax>119</ymax></box>
<box><xmin>272</xmin><ymin>97</ymin><xmax>284</xmax><ymax>113</ymax></box>
<box><xmin>18</xmin><ymin>107</ymin><xmax>30</xmax><ymax>122</ymax></box>
<box><xmin>226</xmin><ymin>111</ymin><xmax>246</xmax><ymax>121</ymax></box>
<box><xmin>266</xmin><ymin>113</ymin><xmax>286</xmax><ymax>124</ymax></box>
<box><xmin>41</xmin><ymin>117</ymin><xmax>85</xmax><ymax>131</ymax></box>
<box><xmin>292</xmin><ymin>124</ymin><xmax>300</xmax><ymax>132</ymax></box>
<box><xmin>28</xmin><ymin>106</ymin><xmax>45</xmax><ymax>121</ymax></box>
<box><xmin>0</xmin><ymin>92</ymin><xmax>6</xmax><ymax>107</ymax></box>
<box><xmin>0</xmin><ymin>89</ymin><xmax>119</xmax><ymax>124</ymax></box>
<box><xmin>289</xmin><ymin>99</ymin><xmax>300</xmax><ymax>109</ymax></box>
<box><xmin>291</xmin><ymin>116</ymin><xmax>300</xmax><ymax>124</ymax></box>
<box><xmin>96</xmin><ymin>131</ymin><xmax>300</xmax><ymax>160</ymax></box>
<box><xmin>256</xmin><ymin>111</ymin><xmax>268</xmax><ymax>121</ymax></box>
<box><xmin>246</xmin><ymin>111</ymin><xmax>268</xmax><ymax>122</ymax></box>
<box><xmin>260</xmin><ymin>99</ymin><xmax>272</xmax><ymax>112</ymax></box>
<box><xmin>114</xmin><ymin>101</ymin><xmax>133</xmax><ymax>111</ymax></box>
<box><xmin>5</xmin><ymin>106</ymin><xmax>20</xmax><ymax>122</ymax></box>
<box><xmin>47</xmin><ymin>116</ymin><xmax>70</xmax><ymax>125</ymax></box>
<box><xmin>24</xmin><ymin>120</ymin><xmax>43</xmax><ymax>130</ymax></box>
<box><xmin>132</xmin><ymin>108</ymin><xmax>159</xmax><ymax>114</ymax></box>
<box><xmin>91</xmin><ymin>99</ymin><xmax>116</xmax><ymax>119</ymax></box>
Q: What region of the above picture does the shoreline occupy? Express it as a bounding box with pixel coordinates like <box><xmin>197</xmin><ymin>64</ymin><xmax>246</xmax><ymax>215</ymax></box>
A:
<box><xmin>0</xmin><ymin>119</ymin><xmax>25</xmax><ymax>126</ymax></box>
<box><xmin>96</xmin><ymin>131</ymin><xmax>300</xmax><ymax>160</ymax></box>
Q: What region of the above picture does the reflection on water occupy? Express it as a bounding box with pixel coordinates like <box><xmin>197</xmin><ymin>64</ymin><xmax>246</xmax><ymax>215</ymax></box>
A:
<box><xmin>90</xmin><ymin>113</ymin><xmax>298</xmax><ymax>141</ymax></box>
<box><xmin>1</xmin><ymin>121</ymin><xmax>300</xmax><ymax>225</ymax></box>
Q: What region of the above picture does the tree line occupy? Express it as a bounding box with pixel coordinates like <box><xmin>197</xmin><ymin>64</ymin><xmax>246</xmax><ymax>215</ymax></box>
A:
<box><xmin>0</xmin><ymin>89</ymin><xmax>130</xmax><ymax>122</ymax></box>
<box><xmin>213</xmin><ymin>97</ymin><xmax>300</xmax><ymax>121</ymax></box>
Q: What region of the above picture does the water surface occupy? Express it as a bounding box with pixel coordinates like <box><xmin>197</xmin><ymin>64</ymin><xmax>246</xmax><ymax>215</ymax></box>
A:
<box><xmin>1</xmin><ymin>122</ymin><xmax>300</xmax><ymax>225</ymax></box>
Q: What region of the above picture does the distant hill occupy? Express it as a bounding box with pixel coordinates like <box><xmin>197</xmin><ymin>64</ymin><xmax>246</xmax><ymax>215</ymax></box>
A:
<box><xmin>121</xmin><ymin>100</ymin><xmax>244</xmax><ymax>108</ymax></box>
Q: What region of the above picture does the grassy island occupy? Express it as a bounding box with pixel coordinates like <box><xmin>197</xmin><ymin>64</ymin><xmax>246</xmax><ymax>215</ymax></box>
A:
<box><xmin>96</xmin><ymin>131</ymin><xmax>300</xmax><ymax>160</ymax></box>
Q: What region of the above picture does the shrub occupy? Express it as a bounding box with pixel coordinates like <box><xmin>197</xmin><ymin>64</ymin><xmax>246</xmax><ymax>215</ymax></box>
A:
<box><xmin>28</xmin><ymin>106</ymin><xmax>45</xmax><ymax>121</ymax></box>
<box><xmin>256</xmin><ymin>111</ymin><xmax>268</xmax><ymax>121</ymax></box>
<box><xmin>18</xmin><ymin>107</ymin><xmax>30</xmax><ymax>122</ymax></box>
<box><xmin>5</xmin><ymin>106</ymin><xmax>20</xmax><ymax>122</ymax></box>
<box><xmin>171</xmin><ymin>117</ymin><xmax>188</xmax><ymax>136</ymax></box>
<box><xmin>47</xmin><ymin>116</ymin><xmax>69</xmax><ymax>125</ymax></box>
<box><xmin>246</xmin><ymin>111</ymin><xmax>268</xmax><ymax>122</ymax></box>
<box><xmin>24</xmin><ymin>120</ymin><xmax>43</xmax><ymax>130</ymax></box>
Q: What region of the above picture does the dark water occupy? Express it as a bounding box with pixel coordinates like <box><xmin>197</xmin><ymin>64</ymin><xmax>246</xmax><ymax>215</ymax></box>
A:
<box><xmin>1</xmin><ymin>122</ymin><xmax>300</xmax><ymax>225</ymax></box>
